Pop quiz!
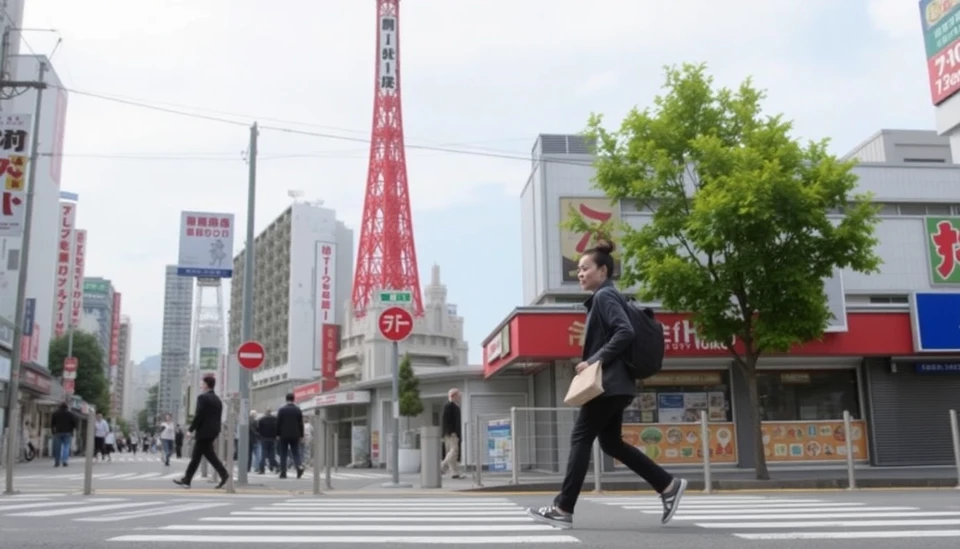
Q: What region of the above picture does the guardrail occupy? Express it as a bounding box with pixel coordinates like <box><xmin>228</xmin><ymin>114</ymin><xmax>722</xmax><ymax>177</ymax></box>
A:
<box><xmin>467</xmin><ymin>406</ymin><xmax>915</xmax><ymax>493</ymax></box>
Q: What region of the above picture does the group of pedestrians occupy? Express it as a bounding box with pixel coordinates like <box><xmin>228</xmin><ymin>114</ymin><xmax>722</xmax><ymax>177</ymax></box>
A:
<box><xmin>246</xmin><ymin>394</ymin><xmax>310</xmax><ymax>478</ymax></box>
<box><xmin>173</xmin><ymin>377</ymin><xmax>309</xmax><ymax>489</ymax></box>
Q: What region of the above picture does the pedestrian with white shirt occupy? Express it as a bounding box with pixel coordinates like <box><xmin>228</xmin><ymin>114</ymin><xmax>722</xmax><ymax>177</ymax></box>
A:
<box><xmin>104</xmin><ymin>430</ymin><xmax>116</xmax><ymax>461</ymax></box>
<box><xmin>93</xmin><ymin>413</ymin><xmax>109</xmax><ymax>461</ymax></box>
<box><xmin>159</xmin><ymin>414</ymin><xmax>176</xmax><ymax>466</ymax></box>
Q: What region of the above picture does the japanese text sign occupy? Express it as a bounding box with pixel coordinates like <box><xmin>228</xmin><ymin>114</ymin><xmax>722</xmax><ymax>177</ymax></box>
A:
<box><xmin>177</xmin><ymin>210</ymin><xmax>235</xmax><ymax>278</ymax></box>
<box><xmin>926</xmin><ymin>216</ymin><xmax>960</xmax><ymax>284</ymax></box>
<box><xmin>72</xmin><ymin>230</ymin><xmax>86</xmax><ymax>328</ymax></box>
<box><xmin>54</xmin><ymin>201</ymin><xmax>77</xmax><ymax>337</ymax></box>
<box><xmin>920</xmin><ymin>0</ymin><xmax>960</xmax><ymax>104</ymax></box>
<box><xmin>321</xmin><ymin>323</ymin><xmax>340</xmax><ymax>388</ymax></box>
<box><xmin>558</xmin><ymin>197</ymin><xmax>621</xmax><ymax>282</ymax></box>
<box><xmin>110</xmin><ymin>292</ymin><xmax>121</xmax><ymax>367</ymax></box>
<box><xmin>0</xmin><ymin>114</ymin><xmax>31</xmax><ymax>237</ymax></box>
<box><xmin>317</xmin><ymin>242</ymin><xmax>337</xmax><ymax>323</ymax></box>
<box><xmin>379</xmin><ymin>16</ymin><xmax>397</xmax><ymax>92</ymax></box>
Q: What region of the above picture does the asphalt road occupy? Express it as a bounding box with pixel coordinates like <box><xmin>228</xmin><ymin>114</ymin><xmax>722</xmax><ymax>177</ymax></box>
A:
<box><xmin>0</xmin><ymin>486</ymin><xmax>958</xmax><ymax>548</ymax></box>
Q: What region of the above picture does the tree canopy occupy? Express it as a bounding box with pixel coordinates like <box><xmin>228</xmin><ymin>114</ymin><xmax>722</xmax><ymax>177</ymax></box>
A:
<box><xmin>48</xmin><ymin>332</ymin><xmax>110</xmax><ymax>415</ymax></box>
<box><xmin>572</xmin><ymin>63</ymin><xmax>881</xmax><ymax>478</ymax></box>
<box><xmin>398</xmin><ymin>354</ymin><xmax>424</xmax><ymax>419</ymax></box>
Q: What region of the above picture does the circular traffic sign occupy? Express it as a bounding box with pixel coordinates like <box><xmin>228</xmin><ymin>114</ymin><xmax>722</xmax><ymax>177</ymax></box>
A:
<box><xmin>378</xmin><ymin>306</ymin><xmax>414</xmax><ymax>342</ymax></box>
<box><xmin>237</xmin><ymin>340</ymin><xmax>265</xmax><ymax>370</ymax></box>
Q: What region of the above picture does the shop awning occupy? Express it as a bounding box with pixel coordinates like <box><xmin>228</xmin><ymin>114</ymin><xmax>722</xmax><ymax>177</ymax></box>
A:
<box><xmin>481</xmin><ymin>307</ymin><xmax>918</xmax><ymax>379</ymax></box>
<box><xmin>299</xmin><ymin>390</ymin><xmax>372</xmax><ymax>411</ymax></box>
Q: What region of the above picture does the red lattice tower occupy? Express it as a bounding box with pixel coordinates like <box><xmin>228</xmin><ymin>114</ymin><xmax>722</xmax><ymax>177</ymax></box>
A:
<box><xmin>351</xmin><ymin>0</ymin><xmax>424</xmax><ymax>318</ymax></box>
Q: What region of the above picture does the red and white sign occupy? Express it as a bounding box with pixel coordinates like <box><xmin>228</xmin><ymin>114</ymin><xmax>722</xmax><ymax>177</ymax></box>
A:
<box><xmin>72</xmin><ymin>230</ymin><xmax>86</xmax><ymax>329</ymax></box>
<box><xmin>0</xmin><ymin>114</ymin><xmax>31</xmax><ymax>238</ymax></box>
<box><xmin>237</xmin><ymin>340</ymin><xmax>265</xmax><ymax>370</ymax></box>
<box><xmin>317</xmin><ymin>242</ymin><xmax>337</xmax><ymax>323</ymax></box>
<box><xmin>321</xmin><ymin>323</ymin><xmax>340</xmax><ymax>391</ymax></box>
<box><xmin>109</xmin><ymin>292</ymin><xmax>122</xmax><ymax>368</ymax></box>
<box><xmin>379</xmin><ymin>306</ymin><xmax>413</xmax><ymax>342</ymax></box>
<box><xmin>293</xmin><ymin>381</ymin><xmax>322</xmax><ymax>403</ymax></box>
<box><xmin>63</xmin><ymin>356</ymin><xmax>77</xmax><ymax>394</ymax></box>
<box><xmin>20</xmin><ymin>322</ymin><xmax>39</xmax><ymax>364</ymax></box>
<box><xmin>53</xmin><ymin>201</ymin><xmax>76</xmax><ymax>337</ymax></box>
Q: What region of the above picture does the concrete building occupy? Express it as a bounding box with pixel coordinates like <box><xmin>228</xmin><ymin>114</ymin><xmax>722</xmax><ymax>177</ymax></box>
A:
<box><xmin>80</xmin><ymin>277</ymin><xmax>115</xmax><ymax>370</ymax></box>
<box><xmin>113</xmin><ymin>316</ymin><xmax>131</xmax><ymax>420</ymax></box>
<box><xmin>229</xmin><ymin>201</ymin><xmax>353</xmax><ymax>410</ymax></box>
<box><xmin>475</xmin><ymin>131</ymin><xmax>960</xmax><ymax>476</ymax></box>
<box><xmin>159</xmin><ymin>265</ymin><xmax>193</xmax><ymax>421</ymax></box>
<box><xmin>0</xmin><ymin>53</ymin><xmax>69</xmax><ymax>430</ymax></box>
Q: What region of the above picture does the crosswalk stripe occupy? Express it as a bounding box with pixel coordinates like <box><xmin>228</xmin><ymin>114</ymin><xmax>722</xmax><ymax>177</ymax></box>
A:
<box><xmin>669</xmin><ymin>511</ymin><xmax>960</xmax><ymax>520</ymax></box>
<box><xmin>735</xmin><ymin>530</ymin><xmax>960</xmax><ymax>540</ymax></box>
<box><xmin>77</xmin><ymin>502</ymin><xmax>231</xmax><ymax>522</ymax></box>
<box><xmin>701</xmin><ymin>518</ymin><xmax>960</xmax><ymax>529</ymax></box>
<box><xmin>646</xmin><ymin>506</ymin><xmax>915</xmax><ymax>516</ymax></box>
<box><xmin>164</xmin><ymin>524</ymin><xmax>556</xmax><ymax>532</ymax></box>
<box><xmin>0</xmin><ymin>500</ymin><xmax>108</xmax><ymax>512</ymax></box>
<box><xmin>624</xmin><ymin>502</ymin><xmax>866</xmax><ymax>510</ymax></box>
<box><xmin>110</xmin><ymin>534</ymin><xmax>580</xmax><ymax>543</ymax></box>
<box><xmin>10</xmin><ymin>501</ymin><xmax>162</xmax><ymax>517</ymax></box>
<box><xmin>238</xmin><ymin>511</ymin><xmax>530</xmax><ymax>517</ymax></box>
<box><xmin>202</xmin><ymin>516</ymin><xmax>538</xmax><ymax>523</ymax></box>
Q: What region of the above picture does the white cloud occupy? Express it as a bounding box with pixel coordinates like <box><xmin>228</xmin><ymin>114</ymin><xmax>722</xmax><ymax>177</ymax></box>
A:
<box><xmin>17</xmin><ymin>0</ymin><xmax>939</xmax><ymax>362</ymax></box>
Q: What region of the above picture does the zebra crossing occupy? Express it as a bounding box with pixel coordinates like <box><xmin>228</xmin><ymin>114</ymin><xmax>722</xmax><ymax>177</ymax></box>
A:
<box><xmin>107</xmin><ymin>497</ymin><xmax>581</xmax><ymax>544</ymax></box>
<box><xmin>584</xmin><ymin>494</ymin><xmax>960</xmax><ymax>541</ymax></box>
<box><xmin>0</xmin><ymin>493</ymin><xmax>230</xmax><ymax>522</ymax></box>
<box><xmin>16</xmin><ymin>468</ymin><xmax>390</xmax><ymax>482</ymax></box>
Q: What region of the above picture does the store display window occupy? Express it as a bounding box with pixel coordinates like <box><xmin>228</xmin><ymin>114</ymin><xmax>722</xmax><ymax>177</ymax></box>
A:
<box><xmin>624</xmin><ymin>370</ymin><xmax>733</xmax><ymax>424</ymax></box>
<box><xmin>756</xmin><ymin>369</ymin><xmax>861</xmax><ymax>422</ymax></box>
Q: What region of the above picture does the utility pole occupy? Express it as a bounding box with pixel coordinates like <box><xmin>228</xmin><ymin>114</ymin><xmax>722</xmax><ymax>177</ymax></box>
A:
<box><xmin>237</xmin><ymin>122</ymin><xmax>257</xmax><ymax>485</ymax></box>
<box><xmin>3</xmin><ymin>60</ymin><xmax>46</xmax><ymax>495</ymax></box>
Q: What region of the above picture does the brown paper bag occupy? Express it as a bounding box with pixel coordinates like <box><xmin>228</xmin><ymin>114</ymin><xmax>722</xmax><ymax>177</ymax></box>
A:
<box><xmin>564</xmin><ymin>362</ymin><xmax>604</xmax><ymax>407</ymax></box>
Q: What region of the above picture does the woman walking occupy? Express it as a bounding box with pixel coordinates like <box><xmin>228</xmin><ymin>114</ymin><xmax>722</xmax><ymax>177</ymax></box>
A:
<box><xmin>159</xmin><ymin>414</ymin><xmax>176</xmax><ymax>466</ymax></box>
<box><xmin>527</xmin><ymin>240</ymin><xmax>687</xmax><ymax>529</ymax></box>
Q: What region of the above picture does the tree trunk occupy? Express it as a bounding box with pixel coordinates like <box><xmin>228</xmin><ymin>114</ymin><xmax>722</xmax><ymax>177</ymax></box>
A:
<box><xmin>743</xmin><ymin>356</ymin><xmax>770</xmax><ymax>480</ymax></box>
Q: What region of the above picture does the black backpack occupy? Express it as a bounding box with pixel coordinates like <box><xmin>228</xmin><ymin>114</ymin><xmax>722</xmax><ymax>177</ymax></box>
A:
<box><xmin>611</xmin><ymin>291</ymin><xmax>665</xmax><ymax>380</ymax></box>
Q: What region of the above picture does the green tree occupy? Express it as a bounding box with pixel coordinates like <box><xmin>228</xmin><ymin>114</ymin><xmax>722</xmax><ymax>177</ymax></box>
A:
<box><xmin>397</xmin><ymin>354</ymin><xmax>423</xmax><ymax>447</ymax></box>
<box><xmin>114</xmin><ymin>417</ymin><xmax>131</xmax><ymax>438</ymax></box>
<box><xmin>573</xmin><ymin>63</ymin><xmax>881</xmax><ymax>479</ymax></box>
<box><xmin>48</xmin><ymin>332</ymin><xmax>110</xmax><ymax>415</ymax></box>
<box><xmin>136</xmin><ymin>383</ymin><xmax>159</xmax><ymax>432</ymax></box>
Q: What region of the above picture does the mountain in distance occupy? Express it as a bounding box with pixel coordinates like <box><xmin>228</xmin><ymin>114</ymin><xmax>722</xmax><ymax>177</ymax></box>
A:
<box><xmin>139</xmin><ymin>354</ymin><xmax>161</xmax><ymax>372</ymax></box>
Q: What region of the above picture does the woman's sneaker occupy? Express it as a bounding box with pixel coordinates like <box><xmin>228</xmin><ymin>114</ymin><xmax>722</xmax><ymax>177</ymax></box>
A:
<box><xmin>660</xmin><ymin>477</ymin><xmax>688</xmax><ymax>524</ymax></box>
<box><xmin>526</xmin><ymin>505</ymin><xmax>573</xmax><ymax>529</ymax></box>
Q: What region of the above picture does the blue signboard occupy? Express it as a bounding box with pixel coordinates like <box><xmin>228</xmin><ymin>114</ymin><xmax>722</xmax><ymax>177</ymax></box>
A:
<box><xmin>911</xmin><ymin>292</ymin><xmax>960</xmax><ymax>352</ymax></box>
<box><xmin>22</xmin><ymin>298</ymin><xmax>34</xmax><ymax>336</ymax></box>
<box><xmin>914</xmin><ymin>363</ymin><xmax>960</xmax><ymax>374</ymax></box>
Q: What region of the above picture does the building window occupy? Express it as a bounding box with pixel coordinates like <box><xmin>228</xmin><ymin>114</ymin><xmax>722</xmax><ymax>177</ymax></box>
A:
<box><xmin>625</xmin><ymin>370</ymin><xmax>733</xmax><ymax>424</ymax></box>
<box><xmin>756</xmin><ymin>369</ymin><xmax>860</xmax><ymax>421</ymax></box>
<box><xmin>868</xmin><ymin>296</ymin><xmax>909</xmax><ymax>304</ymax></box>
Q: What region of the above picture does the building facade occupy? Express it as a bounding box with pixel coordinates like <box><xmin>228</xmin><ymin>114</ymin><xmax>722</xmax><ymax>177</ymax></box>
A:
<box><xmin>229</xmin><ymin>201</ymin><xmax>353</xmax><ymax>410</ymax></box>
<box><xmin>80</xmin><ymin>277</ymin><xmax>115</xmax><ymax>369</ymax></box>
<box><xmin>159</xmin><ymin>265</ymin><xmax>193</xmax><ymax>421</ymax></box>
<box><xmin>476</xmin><ymin>131</ymin><xmax>960</xmax><ymax>475</ymax></box>
<box><xmin>113</xmin><ymin>316</ymin><xmax>131</xmax><ymax>419</ymax></box>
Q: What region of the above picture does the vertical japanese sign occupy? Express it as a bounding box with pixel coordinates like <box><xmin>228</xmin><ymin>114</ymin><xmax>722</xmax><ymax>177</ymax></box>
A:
<box><xmin>379</xmin><ymin>15</ymin><xmax>397</xmax><ymax>92</ymax></box>
<box><xmin>177</xmin><ymin>211</ymin><xmax>235</xmax><ymax>278</ymax></box>
<box><xmin>72</xmin><ymin>230</ymin><xmax>86</xmax><ymax>328</ymax></box>
<box><xmin>19</xmin><ymin>298</ymin><xmax>35</xmax><ymax>363</ymax></box>
<box><xmin>558</xmin><ymin>197</ymin><xmax>620</xmax><ymax>282</ymax></box>
<box><xmin>54</xmin><ymin>201</ymin><xmax>77</xmax><ymax>337</ymax></box>
<box><xmin>321</xmin><ymin>323</ymin><xmax>340</xmax><ymax>391</ymax></box>
<box><xmin>318</xmin><ymin>242</ymin><xmax>337</xmax><ymax>323</ymax></box>
<box><xmin>0</xmin><ymin>114</ymin><xmax>31</xmax><ymax>237</ymax></box>
<box><xmin>927</xmin><ymin>216</ymin><xmax>960</xmax><ymax>284</ymax></box>
<box><xmin>920</xmin><ymin>0</ymin><xmax>960</xmax><ymax>105</ymax></box>
<box><xmin>63</xmin><ymin>356</ymin><xmax>77</xmax><ymax>394</ymax></box>
<box><xmin>110</xmin><ymin>292</ymin><xmax>122</xmax><ymax>369</ymax></box>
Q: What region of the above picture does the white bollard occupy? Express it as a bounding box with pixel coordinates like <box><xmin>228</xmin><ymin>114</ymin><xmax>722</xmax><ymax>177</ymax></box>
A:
<box><xmin>592</xmin><ymin>438</ymin><xmax>602</xmax><ymax>493</ymax></box>
<box><xmin>225</xmin><ymin>398</ymin><xmax>237</xmax><ymax>494</ymax></box>
<box><xmin>509</xmin><ymin>408</ymin><xmax>519</xmax><ymax>485</ymax></box>
<box><xmin>843</xmin><ymin>410</ymin><xmax>856</xmax><ymax>490</ymax></box>
<box><xmin>700</xmin><ymin>410</ymin><xmax>711</xmax><ymax>494</ymax></box>
<box><xmin>313</xmin><ymin>411</ymin><xmax>322</xmax><ymax>496</ymax></box>
<box><xmin>950</xmin><ymin>409</ymin><xmax>960</xmax><ymax>490</ymax></box>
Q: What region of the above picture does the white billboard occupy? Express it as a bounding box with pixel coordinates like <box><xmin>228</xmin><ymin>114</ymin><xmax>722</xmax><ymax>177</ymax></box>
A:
<box><xmin>177</xmin><ymin>211</ymin><xmax>235</xmax><ymax>278</ymax></box>
<box><xmin>0</xmin><ymin>113</ymin><xmax>31</xmax><ymax>237</ymax></box>
<box><xmin>53</xmin><ymin>200</ymin><xmax>76</xmax><ymax>337</ymax></box>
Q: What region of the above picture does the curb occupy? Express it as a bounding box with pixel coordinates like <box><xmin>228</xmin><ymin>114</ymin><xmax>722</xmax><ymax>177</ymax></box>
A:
<box><xmin>462</xmin><ymin>478</ymin><xmax>960</xmax><ymax>493</ymax></box>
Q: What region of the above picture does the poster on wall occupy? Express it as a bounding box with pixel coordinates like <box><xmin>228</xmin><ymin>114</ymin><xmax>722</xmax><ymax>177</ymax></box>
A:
<box><xmin>351</xmin><ymin>425</ymin><xmax>370</xmax><ymax>465</ymax></box>
<box><xmin>0</xmin><ymin>114</ymin><xmax>32</xmax><ymax>237</ymax></box>
<box><xmin>558</xmin><ymin>197</ymin><xmax>620</xmax><ymax>282</ymax></box>
<box><xmin>177</xmin><ymin>211</ymin><xmax>235</xmax><ymax>278</ymax></box>
<box><xmin>486</xmin><ymin>419</ymin><xmax>512</xmax><ymax>472</ymax></box>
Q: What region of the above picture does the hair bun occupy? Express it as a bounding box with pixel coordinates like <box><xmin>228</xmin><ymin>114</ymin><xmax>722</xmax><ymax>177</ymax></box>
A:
<box><xmin>594</xmin><ymin>239</ymin><xmax>616</xmax><ymax>254</ymax></box>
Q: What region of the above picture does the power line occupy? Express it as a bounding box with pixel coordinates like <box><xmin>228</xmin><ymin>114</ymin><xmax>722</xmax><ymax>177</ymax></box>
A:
<box><xmin>49</xmin><ymin>84</ymin><xmax>595</xmax><ymax>168</ymax></box>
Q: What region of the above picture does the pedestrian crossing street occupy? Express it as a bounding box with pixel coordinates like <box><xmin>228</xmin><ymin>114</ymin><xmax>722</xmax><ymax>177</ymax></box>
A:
<box><xmin>108</xmin><ymin>497</ymin><xmax>581</xmax><ymax>544</ymax></box>
<box><xmin>16</xmin><ymin>468</ymin><xmax>390</xmax><ymax>482</ymax></box>
<box><xmin>584</xmin><ymin>494</ymin><xmax>960</xmax><ymax>541</ymax></box>
<box><xmin>0</xmin><ymin>493</ymin><xmax>231</xmax><ymax>522</ymax></box>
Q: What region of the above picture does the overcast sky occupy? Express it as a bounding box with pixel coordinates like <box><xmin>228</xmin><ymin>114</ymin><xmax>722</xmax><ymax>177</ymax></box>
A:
<box><xmin>21</xmin><ymin>0</ymin><xmax>931</xmax><ymax>364</ymax></box>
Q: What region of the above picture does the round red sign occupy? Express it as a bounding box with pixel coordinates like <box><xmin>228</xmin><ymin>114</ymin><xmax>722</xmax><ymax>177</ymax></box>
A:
<box><xmin>237</xmin><ymin>340</ymin><xmax>265</xmax><ymax>370</ymax></box>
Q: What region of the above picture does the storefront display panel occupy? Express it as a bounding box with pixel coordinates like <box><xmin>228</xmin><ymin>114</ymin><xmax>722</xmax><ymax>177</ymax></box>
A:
<box><xmin>757</xmin><ymin>369</ymin><xmax>861</xmax><ymax>421</ymax></box>
<box><xmin>620</xmin><ymin>422</ymin><xmax>738</xmax><ymax>465</ymax></box>
<box><xmin>761</xmin><ymin>419</ymin><xmax>868</xmax><ymax>462</ymax></box>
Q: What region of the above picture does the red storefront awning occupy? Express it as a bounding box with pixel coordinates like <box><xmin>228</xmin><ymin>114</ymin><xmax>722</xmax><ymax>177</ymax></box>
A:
<box><xmin>481</xmin><ymin>310</ymin><xmax>916</xmax><ymax>379</ymax></box>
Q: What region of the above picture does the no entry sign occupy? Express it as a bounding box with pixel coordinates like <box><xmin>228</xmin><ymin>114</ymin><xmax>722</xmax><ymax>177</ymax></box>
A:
<box><xmin>237</xmin><ymin>340</ymin><xmax>265</xmax><ymax>370</ymax></box>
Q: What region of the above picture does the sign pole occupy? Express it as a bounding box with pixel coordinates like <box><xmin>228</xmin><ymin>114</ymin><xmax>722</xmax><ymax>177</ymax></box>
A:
<box><xmin>3</xmin><ymin>62</ymin><xmax>46</xmax><ymax>495</ymax></box>
<box><xmin>377</xmin><ymin>305</ymin><xmax>413</xmax><ymax>488</ymax></box>
<box><xmin>237</xmin><ymin>122</ymin><xmax>258</xmax><ymax>486</ymax></box>
<box><xmin>390</xmin><ymin>340</ymin><xmax>400</xmax><ymax>486</ymax></box>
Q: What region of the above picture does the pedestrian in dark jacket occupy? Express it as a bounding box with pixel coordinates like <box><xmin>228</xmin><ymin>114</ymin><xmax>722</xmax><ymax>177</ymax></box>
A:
<box><xmin>50</xmin><ymin>403</ymin><xmax>76</xmax><ymax>467</ymax></box>
<box><xmin>527</xmin><ymin>239</ymin><xmax>687</xmax><ymax>529</ymax></box>
<box><xmin>174</xmin><ymin>376</ymin><xmax>229</xmax><ymax>489</ymax></box>
<box><xmin>256</xmin><ymin>409</ymin><xmax>279</xmax><ymax>473</ymax></box>
<box><xmin>276</xmin><ymin>393</ymin><xmax>305</xmax><ymax>479</ymax></box>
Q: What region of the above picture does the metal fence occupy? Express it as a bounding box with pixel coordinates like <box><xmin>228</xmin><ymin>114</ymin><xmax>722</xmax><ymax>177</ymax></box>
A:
<box><xmin>469</xmin><ymin>406</ymin><xmax>960</xmax><ymax>492</ymax></box>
